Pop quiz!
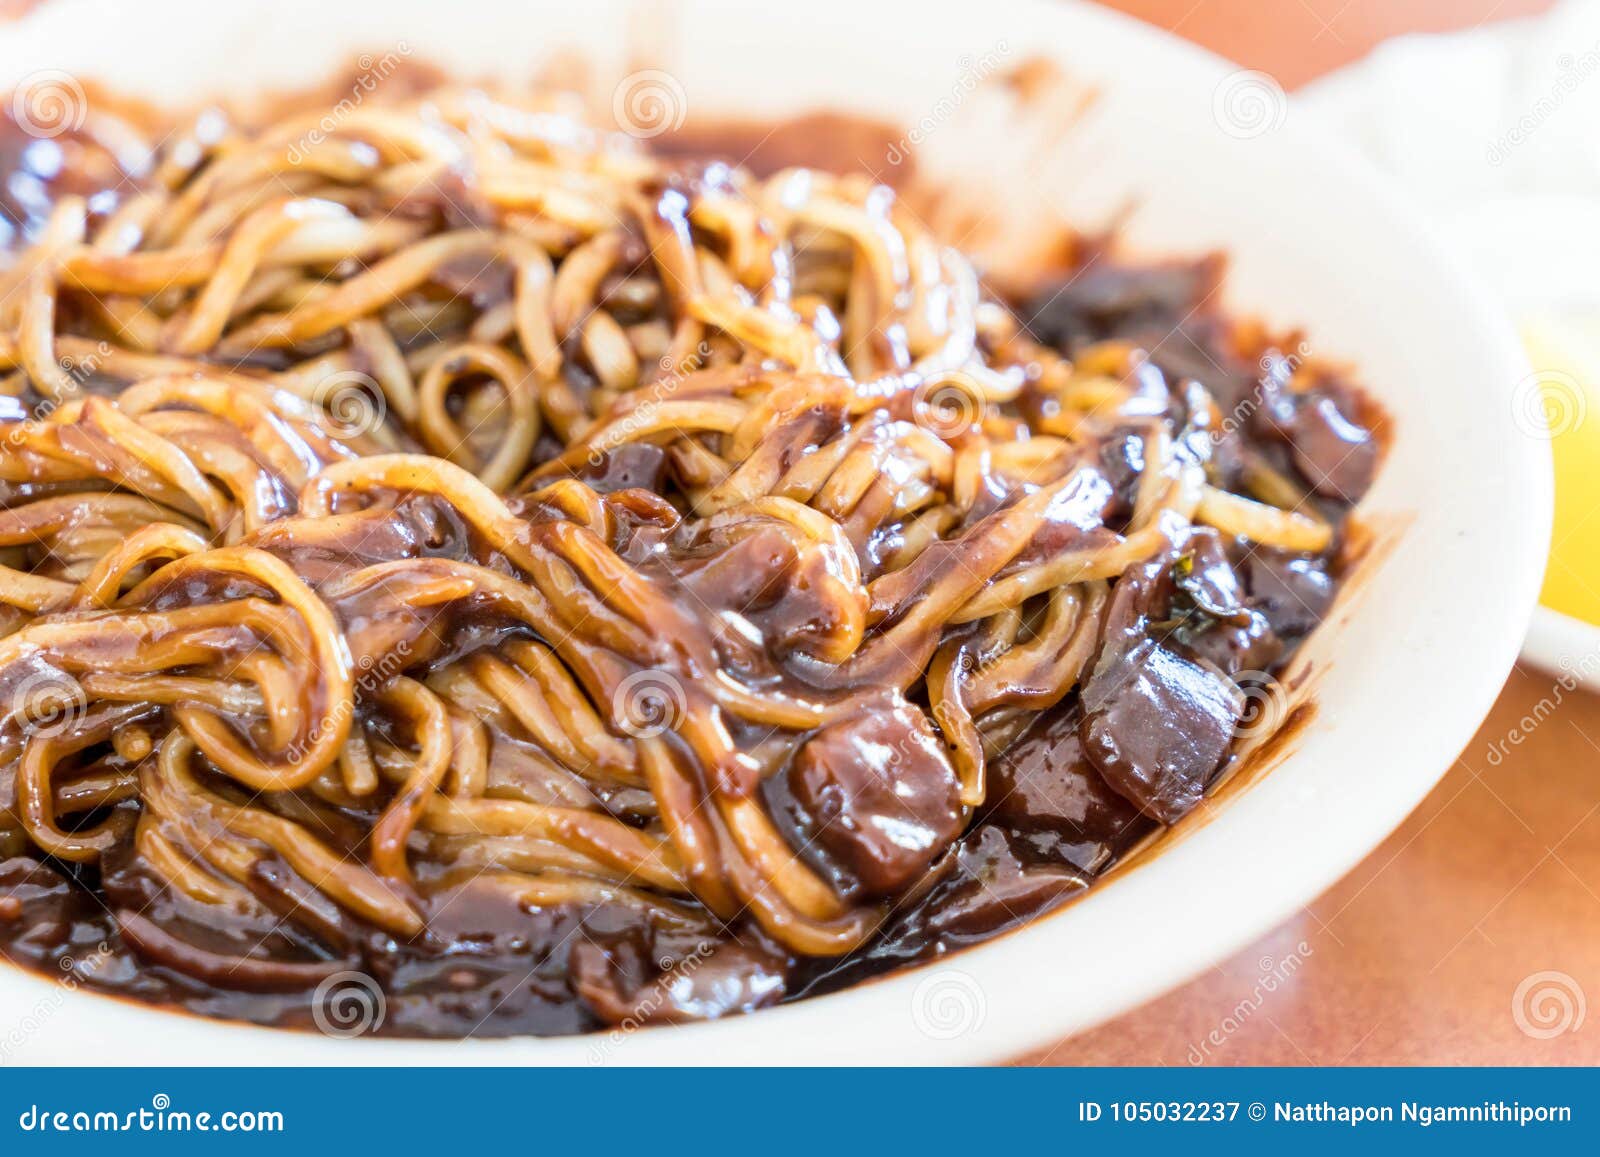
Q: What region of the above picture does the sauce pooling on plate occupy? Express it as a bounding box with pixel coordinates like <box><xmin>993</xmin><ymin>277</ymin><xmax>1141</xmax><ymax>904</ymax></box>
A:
<box><xmin>0</xmin><ymin>82</ymin><xmax>1383</xmax><ymax>1037</ymax></box>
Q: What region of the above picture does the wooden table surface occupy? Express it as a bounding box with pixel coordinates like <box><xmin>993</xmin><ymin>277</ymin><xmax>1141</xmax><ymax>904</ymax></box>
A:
<box><xmin>1023</xmin><ymin>0</ymin><xmax>1585</xmax><ymax>1066</ymax></box>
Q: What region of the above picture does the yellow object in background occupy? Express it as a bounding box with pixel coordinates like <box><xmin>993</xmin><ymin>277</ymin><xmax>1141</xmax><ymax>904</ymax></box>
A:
<box><xmin>1524</xmin><ymin>317</ymin><xmax>1600</xmax><ymax>626</ymax></box>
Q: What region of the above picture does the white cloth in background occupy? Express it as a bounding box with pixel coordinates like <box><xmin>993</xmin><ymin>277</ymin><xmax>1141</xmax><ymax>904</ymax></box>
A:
<box><xmin>1300</xmin><ymin>0</ymin><xmax>1600</xmax><ymax>319</ymax></box>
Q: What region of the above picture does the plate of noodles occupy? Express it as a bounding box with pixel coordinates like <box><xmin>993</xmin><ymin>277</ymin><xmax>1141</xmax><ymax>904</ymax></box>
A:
<box><xmin>0</xmin><ymin>0</ymin><xmax>1549</xmax><ymax>1065</ymax></box>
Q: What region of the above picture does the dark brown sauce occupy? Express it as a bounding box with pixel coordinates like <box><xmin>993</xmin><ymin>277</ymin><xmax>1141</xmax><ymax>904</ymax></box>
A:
<box><xmin>0</xmin><ymin>93</ymin><xmax>1388</xmax><ymax>1039</ymax></box>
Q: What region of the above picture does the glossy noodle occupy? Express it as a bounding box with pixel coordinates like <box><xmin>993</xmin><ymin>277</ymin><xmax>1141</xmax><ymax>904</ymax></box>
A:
<box><xmin>0</xmin><ymin>77</ymin><xmax>1384</xmax><ymax>1036</ymax></box>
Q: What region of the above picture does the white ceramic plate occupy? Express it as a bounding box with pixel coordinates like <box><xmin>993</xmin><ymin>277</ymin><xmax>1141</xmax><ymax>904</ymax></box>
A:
<box><xmin>0</xmin><ymin>0</ymin><xmax>1551</xmax><ymax>1065</ymax></box>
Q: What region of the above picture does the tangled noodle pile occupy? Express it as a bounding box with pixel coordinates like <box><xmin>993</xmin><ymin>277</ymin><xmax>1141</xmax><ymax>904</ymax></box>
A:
<box><xmin>0</xmin><ymin>79</ymin><xmax>1380</xmax><ymax>1035</ymax></box>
